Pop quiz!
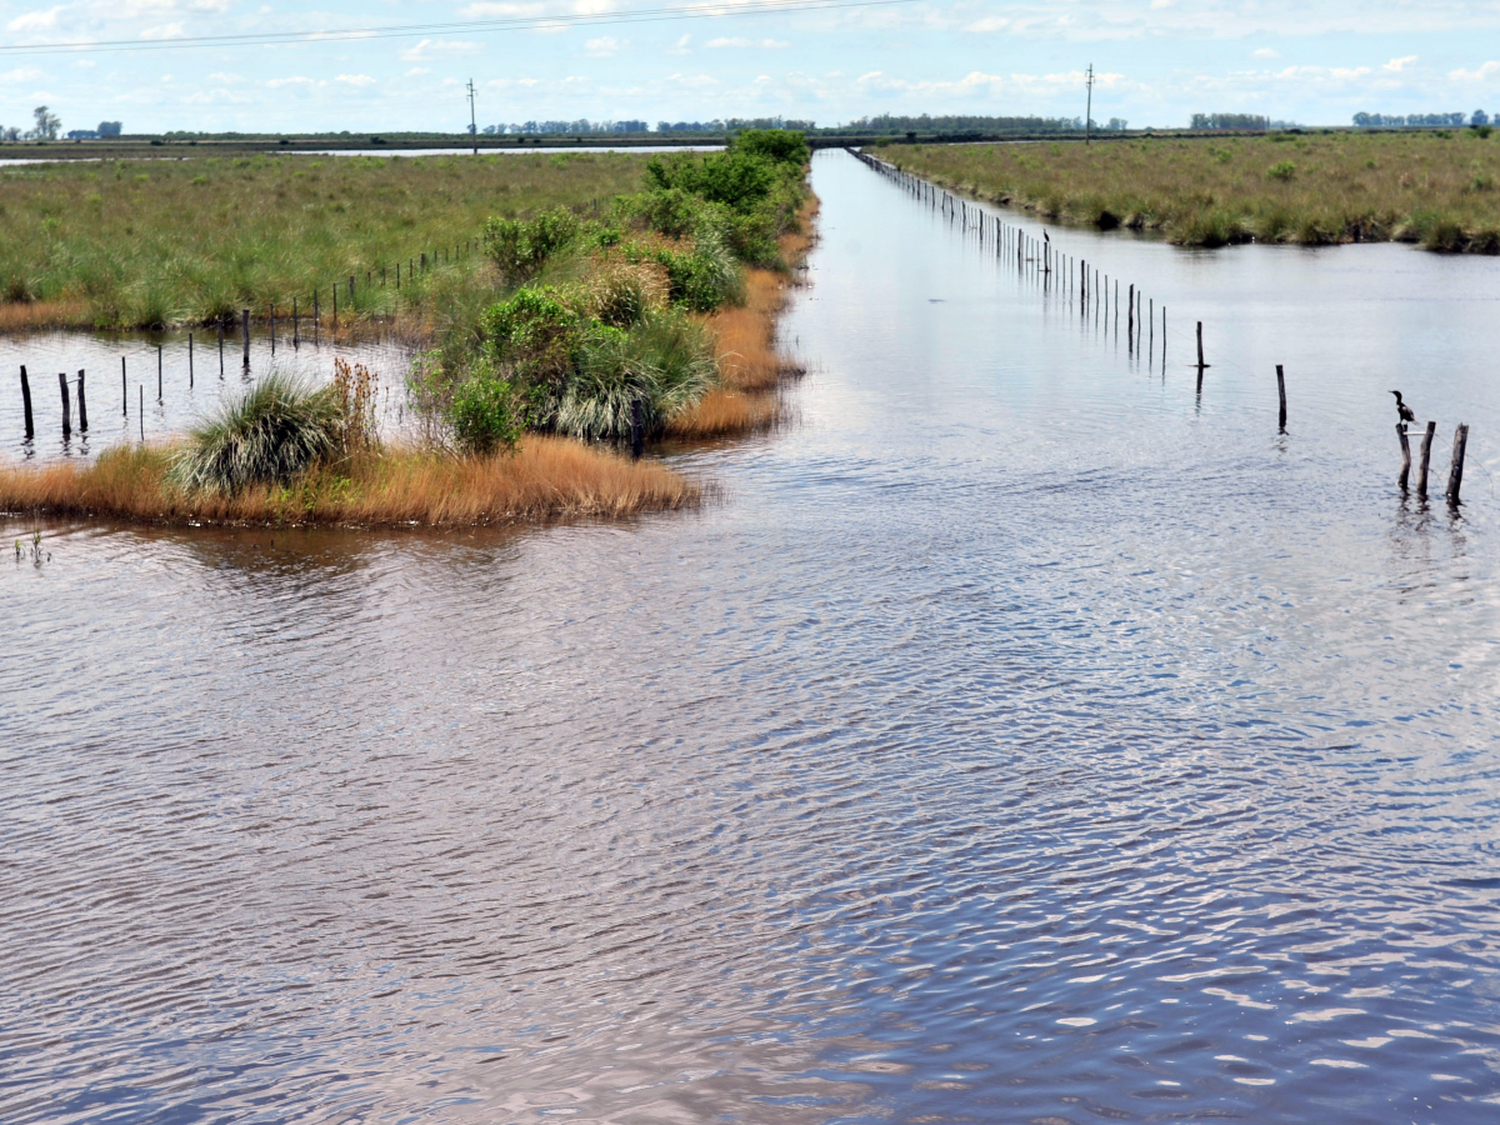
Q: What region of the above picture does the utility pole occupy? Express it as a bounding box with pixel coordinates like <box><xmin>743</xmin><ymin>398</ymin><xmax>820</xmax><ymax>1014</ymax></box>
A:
<box><xmin>1085</xmin><ymin>63</ymin><xmax>1094</xmax><ymax>146</ymax></box>
<box><xmin>466</xmin><ymin>78</ymin><xmax>478</xmax><ymax>155</ymax></box>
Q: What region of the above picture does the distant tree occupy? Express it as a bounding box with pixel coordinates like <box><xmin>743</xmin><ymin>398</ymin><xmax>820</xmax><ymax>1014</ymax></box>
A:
<box><xmin>1</xmin><ymin>126</ymin><xmax>18</xmax><ymax>142</ymax></box>
<box><xmin>30</xmin><ymin>105</ymin><xmax>61</xmax><ymax>140</ymax></box>
<box><xmin>1474</xmin><ymin>110</ymin><xmax>1491</xmax><ymax>127</ymax></box>
<box><xmin>97</xmin><ymin>121</ymin><xmax>122</xmax><ymax>136</ymax></box>
<box><xmin>1106</xmin><ymin>117</ymin><xmax>1128</xmax><ymax>131</ymax></box>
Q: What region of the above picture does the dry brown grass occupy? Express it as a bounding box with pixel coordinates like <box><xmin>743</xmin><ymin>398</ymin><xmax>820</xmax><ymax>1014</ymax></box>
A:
<box><xmin>0</xmin><ymin>435</ymin><xmax>698</xmax><ymax>527</ymax></box>
<box><xmin>0</xmin><ymin>299</ymin><xmax>92</xmax><ymax>331</ymax></box>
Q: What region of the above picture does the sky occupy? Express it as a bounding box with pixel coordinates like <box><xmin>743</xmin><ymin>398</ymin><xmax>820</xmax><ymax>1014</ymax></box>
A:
<box><xmin>0</xmin><ymin>0</ymin><xmax>1498</xmax><ymax>135</ymax></box>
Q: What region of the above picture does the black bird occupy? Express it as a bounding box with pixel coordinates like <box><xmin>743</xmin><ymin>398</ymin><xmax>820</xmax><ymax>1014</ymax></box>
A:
<box><xmin>1043</xmin><ymin>230</ymin><xmax>1051</xmax><ymax>244</ymax></box>
<box><xmin>1390</xmin><ymin>390</ymin><xmax>1416</xmax><ymax>424</ymax></box>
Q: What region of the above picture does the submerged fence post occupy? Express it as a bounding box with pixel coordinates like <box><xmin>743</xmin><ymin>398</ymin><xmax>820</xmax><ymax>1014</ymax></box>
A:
<box><xmin>1128</xmin><ymin>283</ymin><xmax>1135</xmax><ymax>351</ymax></box>
<box><xmin>188</xmin><ymin>333</ymin><xmax>194</xmax><ymax>388</ymax></box>
<box><xmin>139</xmin><ymin>385</ymin><xmax>144</xmax><ymax>442</ymax></box>
<box><xmin>1276</xmin><ymin>364</ymin><xmax>1287</xmax><ymax>431</ymax></box>
<box><xmin>1397</xmin><ymin>423</ymin><xmax>1411</xmax><ymax>489</ymax></box>
<box><xmin>1417</xmin><ymin>420</ymin><xmax>1436</xmax><ymax>496</ymax></box>
<box><xmin>122</xmin><ymin>357</ymin><xmax>127</xmax><ymax>414</ymax></box>
<box><xmin>293</xmin><ymin>298</ymin><xmax>299</xmax><ymax>346</ymax></box>
<box><xmin>20</xmin><ymin>365</ymin><xmax>34</xmax><ymax>439</ymax></box>
<box><xmin>1447</xmin><ymin>423</ymin><xmax>1470</xmax><ymax>505</ymax></box>
<box><xmin>242</xmin><ymin>309</ymin><xmax>251</xmax><ymax>367</ymax></box>
<box><xmin>1196</xmin><ymin>321</ymin><xmax>1206</xmax><ymax>370</ymax></box>
<box><xmin>270</xmin><ymin>303</ymin><xmax>276</xmax><ymax>354</ymax></box>
<box><xmin>157</xmin><ymin>345</ymin><xmax>163</xmax><ymax>403</ymax></box>
<box><xmin>58</xmin><ymin>372</ymin><xmax>71</xmax><ymax>438</ymax></box>
<box><xmin>76</xmin><ymin>369</ymin><xmax>87</xmax><ymax>432</ymax></box>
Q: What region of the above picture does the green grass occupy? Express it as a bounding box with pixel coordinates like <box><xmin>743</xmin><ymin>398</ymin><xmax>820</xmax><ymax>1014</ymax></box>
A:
<box><xmin>0</xmin><ymin>151</ymin><xmax>651</xmax><ymax>328</ymax></box>
<box><xmin>881</xmin><ymin>130</ymin><xmax>1500</xmax><ymax>251</ymax></box>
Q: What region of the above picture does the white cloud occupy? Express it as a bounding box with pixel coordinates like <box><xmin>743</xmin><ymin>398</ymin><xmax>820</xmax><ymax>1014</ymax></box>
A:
<box><xmin>1384</xmin><ymin>55</ymin><xmax>1417</xmax><ymax>72</ymax></box>
<box><xmin>584</xmin><ymin>35</ymin><xmax>624</xmax><ymax>56</ymax></box>
<box><xmin>400</xmin><ymin>38</ymin><xmax>481</xmax><ymax>60</ymax></box>
<box><xmin>965</xmin><ymin>16</ymin><xmax>1010</xmax><ymax>32</ymax></box>
<box><xmin>267</xmin><ymin>75</ymin><xmax>319</xmax><ymax>89</ymax></box>
<box><xmin>404</xmin><ymin>67</ymin><xmax>431</xmax><ymax>76</ymax></box>
<box><xmin>0</xmin><ymin>66</ymin><xmax>45</xmax><ymax>83</ymax></box>
<box><xmin>335</xmin><ymin>73</ymin><xmax>376</xmax><ymax>86</ymax></box>
<box><xmin>207</xmin><ymin>71</ymin><xmax>243</xmax><ymax>83</ymax></box>
<box><xmin>705</xmin><ymin>37</ymin><xmax>790</xmax><ymax>49</ymax></box>
<box><xmin>666</xmin><ymin>34</ymin><xmax>690</xmax><ymax>55</ymax></box>
<box><xmin>1451</xmin><ymin>61</ymin><xmax>1500</xmax><ymax>81</ymax></box>
<box><xmin>1253</xmin><ymin>48</ymin><xmax>1280</xmax><ymax>60</ymax></box>
<box><xmin>140</xmin><ymin>21</ymin><xmax>186</xmax><ymax>39</ymax></box>
<box><xmin>7</xmin><ymin>6</ymin><xmax>61</xmax><ymax>31</ymax></box>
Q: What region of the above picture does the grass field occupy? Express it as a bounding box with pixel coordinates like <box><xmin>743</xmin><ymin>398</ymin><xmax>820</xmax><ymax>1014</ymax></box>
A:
<box><xmin>0</xmin><ymin>152</ymin><xmax>649</xmax><ymax>329</ymax></box>
<box><xmin>880</xmin><ymin>130</ymin><xmax>1500</xmax><ymax>250</ymax></box>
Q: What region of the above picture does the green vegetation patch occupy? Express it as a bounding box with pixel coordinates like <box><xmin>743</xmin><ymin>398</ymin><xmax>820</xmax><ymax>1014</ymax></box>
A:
<box><xmin>882</xmin><ymin>131</ymin><xmax>1500</xmax><ymax>252</ymax></box>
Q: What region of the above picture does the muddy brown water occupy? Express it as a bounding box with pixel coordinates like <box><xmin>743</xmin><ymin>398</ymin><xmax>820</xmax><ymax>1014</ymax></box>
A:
<box><xmin>5</xmin><ymin>149</ymin><xmax>1500</xmax><ymax>1122</ymax></box>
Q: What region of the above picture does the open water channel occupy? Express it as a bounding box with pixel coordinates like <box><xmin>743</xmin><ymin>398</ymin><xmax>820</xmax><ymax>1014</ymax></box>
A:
<box><xmin>5</xmin><ymin>149</ymin><xmax>1500</xmax><ymax>1123</ymax></box>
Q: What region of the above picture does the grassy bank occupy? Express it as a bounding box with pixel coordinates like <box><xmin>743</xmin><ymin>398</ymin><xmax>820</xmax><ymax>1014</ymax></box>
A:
<box><xmin>1</xmin><ymin>132</ymin><xmax>815</xmax><ymax>527</ymax></box>
<box><xmin>0</xmin><ymin>437</ymin><xmax>697</xmax><ymax>526</ymax></box>
<box><xmin>0</xmin><ymin>152</ymin><xmax>649</xmax><ymax>329</ymax></box>
<box><xmin>880</xmin><ymin>130</ymin><xmax>1500</xmax><ymax>250</ymax></box>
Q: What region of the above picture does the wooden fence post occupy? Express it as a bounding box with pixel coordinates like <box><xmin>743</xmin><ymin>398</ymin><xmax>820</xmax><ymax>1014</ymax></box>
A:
<box><xmin>1276</xmin><ymin>364</ymin><xmax>1287</xmax><ymax>431</ymax></box>
<box><xmin>242</xmin><ymin>308</ymin><xmax>250</xmax><ymax>366</ymax></box>
<box><xmin>1417</xmin><ymin>420</ymin><xmax>1436</xmax><ymax>496</ymax></box>
<box><xmin>76</xmin><ymin>369</ymin><xmax>87</xmax><ymax>432</ymax></box>
<box><xmin>1397</xmin><ymin>423</ymin><xmax>1411</xmax><ymax>489</ymax></box>
<box><xmin>1447</xmin><ymin>423</ymin><xmax>1470</xmax><ymax>505</ymax></box>
<box><xmin>20</xmin><ymin>365</ymin><xmax>33</xmax><ymax>439</ymax></box>
<box><xmin>58</xmin><ymin>371</ymin><xmax>71</xmax><ymax>438</ymax></box>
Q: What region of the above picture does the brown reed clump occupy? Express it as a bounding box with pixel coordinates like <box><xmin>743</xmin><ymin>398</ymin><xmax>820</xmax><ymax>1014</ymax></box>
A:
<box><xmin>0</xmin><ymin>436</ymin><xmax>698</xmax><ymax>527</ymax></box>
<box><xmin>884</xmin><ymin>131</ymin><xmax>1500</xmax><ymax>251</ymax></box>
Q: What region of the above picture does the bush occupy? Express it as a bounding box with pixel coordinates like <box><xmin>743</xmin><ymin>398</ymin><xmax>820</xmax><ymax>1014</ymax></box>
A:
<box><xmin>730</xmin><ymin>128</ymin><xmax>809</xmax><ymax>167</ymax></box>
<box><xmin>554</xmin><ymin>311</ymin><xmax>717</xmax><ymax>441</ymax></box>
<box><xmin>171</xmin><ymin>372</ymin><xmax>341</xmax><ymax>494</ymax></box>
<box><xmin>482</xmin><ymin>207</ymin><xmax>580</xmax><ymax>281</ymax></box>
<box><xmin>645</xmin><ymin>150</ymin><xmax>777</xmax><ymax>212</ymax></box>
<box><xmin>585</xmin><ymin>261</ymin><xmax>668</xmax><ymax>327</ymax></box>
<box><xmin>450</xmin><ymin>361</ymin><xmax>521</xmax><ymax>454</ymax></box>
<box><xmin>483</xmin><ymin>286</ymin><xmax>584</xmax><ymax>388</ymax></box>
<box><xmin>1266</xmin><ymin>161</ymin><xmax>1297</xmax><ymax>182</ymax></box>
<box><xmin>648</xmin><ymin>233</ymin><xmax>742</xmax><ymax>312</ymax></box>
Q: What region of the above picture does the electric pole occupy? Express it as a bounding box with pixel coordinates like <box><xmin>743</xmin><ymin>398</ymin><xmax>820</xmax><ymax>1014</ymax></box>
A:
<box><xmin>467</xmin><ymin>78</ymin><xmax>478</xmax><ymax>155</ymax></box>
<box><xmin>1085</xmin><ymin>64</ymin><xmax>1094</xmax><ymax>146</ymax></box>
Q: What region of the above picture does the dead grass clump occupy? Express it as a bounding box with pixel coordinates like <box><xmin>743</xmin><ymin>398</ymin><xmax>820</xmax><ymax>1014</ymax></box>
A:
<box><xmin>0</xmin><ymin>436</ymin><xmax>698</xmax><ymax>527</ymax></box>
<box><xmin>0</xmin><ymin>299</ymin><xmax>92</xmax><ymax>331</ymax></box>
<box><xmin>666</xmin><ymin>387</ymin><xmax>779</xmax><ymax>436</ymax></box>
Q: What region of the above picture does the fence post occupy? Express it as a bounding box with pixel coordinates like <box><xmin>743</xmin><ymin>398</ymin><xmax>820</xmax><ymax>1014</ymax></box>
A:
<box><xmin>1447</xmin><ymin>423</ymin><xmax>1470</xmax><ymax>505</ymax></box>
<box><xmin>1276</xmin><ymin>364</ymin><xmax>1287</xmax><ymax>431</ymax></box>
<box><xmin>58</xmin><ymin>371</ymin><xmax>71</xmax><ymax>438</ymax></box>
<box><xmin>1397</xmin><ymin>423</ymin><xmax>1411</xmax><ymax>489</ymax></box>
<box><xmin>76</xmin><ymin>369</ymin><xmax>87</xmax><ymax>432</ymax></box>
<box><xmin>20</xmin><ymin>365</ymin><xmax>33</xmax><ymax>439</ymax></box>
<box><xmin>1416</xmin><ymin>420</ymin><xmax>1436</xmax><ymax>496</ymax></box>
<box><xmin>242</xmin><ymin>308</ymin><xmax>250</xmax><ymax>366</ymax></box>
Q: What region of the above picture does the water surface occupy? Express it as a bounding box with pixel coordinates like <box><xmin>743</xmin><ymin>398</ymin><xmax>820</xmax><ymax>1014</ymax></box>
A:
<box><xmin>5</xmin><ymin>150</ymin><xmax>1500</xmax><ymax>1123</ymax></box>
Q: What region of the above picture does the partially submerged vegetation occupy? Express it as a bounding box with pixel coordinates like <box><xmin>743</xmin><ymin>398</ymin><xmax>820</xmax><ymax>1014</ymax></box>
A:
<box><xmin>881</xmin><ymin>130</ymin><xmax>1500</xmax><ymax>251</ymax></box>
<box><xmin>0</xmin><ymin>130</ymin><xmax>814</xmax><ymax>526</ymax></box>
<box><xmin>0</xmin><ymin>151</ymin><xmax>648</xmax><ymax>330</ymax></box>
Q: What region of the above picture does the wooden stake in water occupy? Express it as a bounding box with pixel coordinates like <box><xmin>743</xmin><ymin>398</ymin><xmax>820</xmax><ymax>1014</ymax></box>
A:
<box><xmin>76</xmin><ymin>369</ymin><xmax>87</xmax><ymax>432</ymax></box>
<box><xmin>1276</xmin><ymin>364</ymin><xmax>1287</xmax><ymax>431</ymax></box>
<box><xmin>1196</xmin><ymin>321</ymin><xmax>1207</xmax><ymax>369</ymax></box>
<box><xmin>139</xmin><ymin>386</ymin><xmax>144</xmax><ymax>442</ymax></box>
<box><xmin>58</xmin><ymin>372</ymin><xmax>71</xmax><ymax>438</ymax></box>
<box><xmin>157</xmin><ymin>345</ymin><xmax>163</xmax><ymax>403</ymax></box>
<box><xmin>1128</xmin><ymin>283</ymin><xmax>1135</xmax><ymax>352</ymax></box>
<box><xmin>241</xmin><ymin>309</ymin><xmax>251</xmax><ymax>367</ymax></box>
<box><xmin>218</xmin><ymin>323</ymin><xmax>225</xmax><ymax>377</ymax></box>
<box><xmin>1447</xmin><ymin>423</ymin><xmax>1470</xmax><ymax>505</ymax></box>
<box><xmin>270</xmin><ymin>303</ymin><xmax>276</xmax><ymax>354</ymax></box>
<box><xmin>1397</xmin><ymin>423</ymin><xmax>1412</xmax><ymax>489</ymax></box>
<box><xmin>1417</xmin><ymin>420</ymin><xmax>1436</xmax><ymax>496</ymax></box>
<box><xmin>20</xmin><ymin>365</ymin><xmax>34</xmax><ymax>439</ymax></box>
<box><xmin>188</xmin><ymin>333</ymin><xmax>194</xmax><ymax>388</ymax></box>
<box><xmin>122</xmin><ymin>357</ymin><xmax>127</xmax><ymax>414</ymax></box>
<box><xmin>293</xmin><ymin>298</ymin><xmax>299</xmax><ymax>347</ymax></box>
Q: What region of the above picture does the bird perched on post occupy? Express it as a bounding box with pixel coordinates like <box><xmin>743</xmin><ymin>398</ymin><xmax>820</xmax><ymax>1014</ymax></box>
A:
<box><xmin>1390</xmin><ymin>390</ymin><xmax>1416</xmax><ymax>424</ymax></box>
<box><xmin>1043</xmin><ymin>230</ymin><xmax>1050</xmax><ymax>245</ymax></box>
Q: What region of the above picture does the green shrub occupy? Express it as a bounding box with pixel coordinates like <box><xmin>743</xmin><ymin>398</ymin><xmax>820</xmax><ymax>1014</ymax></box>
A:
<box><xmin>730</xmin><ymin>128</ymin><xmax>809</xmax><ymax>167</ymax></box>
<box><xmin>482</xmin><ymin>207</ymin><xmax>580</xmax><ymax>281</ymax></box>
<box><xmin>1266</xmin><ymin>161</ymin><xmax>1297</xmax><ymax>182</ymax></box>
<box><xmin>483</xmin><ymin>286</ymin><xmax>584</xmax><ymax>388</ymax></box>
<box><xmin>649</xmin><ymin>233</ymin><xmax>742</xmax><ymax>311</ymax></box>
<box><xmin>171</xmin><ymin>372</ymin><xmax>341</xmax><ymax>493</ymax></box>
<box><xmin>449</xmin><ymin>360</ymin><xmax>521</xmax><ymax>454</ymax></box>
<box><xmin>645</xmin><ymin>150</ymin><xmax>776</xmax><ymax>213</ymax></box>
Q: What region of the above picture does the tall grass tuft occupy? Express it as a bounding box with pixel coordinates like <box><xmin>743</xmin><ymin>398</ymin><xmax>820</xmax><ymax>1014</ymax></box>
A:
<box><xmin>171</xmin><ymin>372</ymin><xmax>342</xmax><ymax>494</ymax></box>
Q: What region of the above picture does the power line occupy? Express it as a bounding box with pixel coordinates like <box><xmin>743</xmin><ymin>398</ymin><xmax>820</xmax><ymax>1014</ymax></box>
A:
<box><xmin>0</xmin><ymin>0</ymin><xmax>923</xmax><ymax>56</ymax></box>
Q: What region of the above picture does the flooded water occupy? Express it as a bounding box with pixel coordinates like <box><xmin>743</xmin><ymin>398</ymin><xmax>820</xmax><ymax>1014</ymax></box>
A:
<box><xmin>2</xmin><ymin>329</ymin><xmax>417</xmax><ymax>460</ymax></box>
<box><xmin>6</xmin><ymin>149</ymin><xmax>1500</xmax><ymax>1123</ymax></box>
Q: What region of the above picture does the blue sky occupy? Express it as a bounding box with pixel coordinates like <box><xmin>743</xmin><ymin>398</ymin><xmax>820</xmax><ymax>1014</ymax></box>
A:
<box><xmin>1</xmin><ymin>0</ymin><xmax>1498</xmax><ymax>134</ymax></box>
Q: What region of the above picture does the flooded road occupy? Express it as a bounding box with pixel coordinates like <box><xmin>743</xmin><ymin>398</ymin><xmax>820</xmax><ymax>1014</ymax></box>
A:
<box><xmin>5</xmin><ymin>149</ymin><xmax>1500</xmax><ymax>1123</ymax></box>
